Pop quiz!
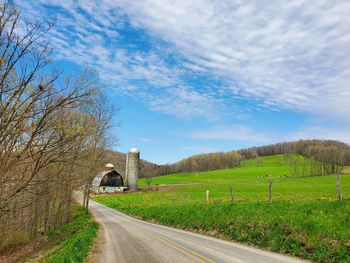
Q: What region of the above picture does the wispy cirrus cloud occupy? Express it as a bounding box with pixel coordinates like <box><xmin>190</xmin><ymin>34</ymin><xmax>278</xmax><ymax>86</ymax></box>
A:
<box><xmin>17</xmin><ymin>0</ymin><xmax>220</xmax><ymax>120</ymax></box>
<box><xmin>147</xmin><ymin>87</ymin><xmax>220</xmax><ymax>120</ymax></box>
<box><xmin>287</xmin><ymin>126</ymin><xmax>350</xmax><ymax>145</ymax></box>
<box><xmin>18</xmin><ymin>0</ymin><xmax>350</xmax><ymax>122</ymax></box>
<box><xmin>185</xmin><ymin>125</ymin><xmax>350</xmax><ymax>149</ymax></box>
<box><xmin>187</xmin><ymin>125</ymin><xmax>271</xmax><ymax>143</ymax></box>
<box><xmin>114</xmin><ymin>0</ymin><xmax>350</xmax><ymax>119</ymax></box>
<box><xmin>181</xmin><ymin>146</ymin><xmax>219</xmax><ymax>153</ymax></box>
<box><xmin>137</xmin><ymin>137</ymin><xmax>153</xmax><ymax>143</ymax></box>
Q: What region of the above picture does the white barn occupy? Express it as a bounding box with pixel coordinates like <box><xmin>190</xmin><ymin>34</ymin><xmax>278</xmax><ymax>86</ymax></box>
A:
<box><xmin>91</xmin><ymin>164</ymin><xmax>125</xmax><ymax>194</ymax></box>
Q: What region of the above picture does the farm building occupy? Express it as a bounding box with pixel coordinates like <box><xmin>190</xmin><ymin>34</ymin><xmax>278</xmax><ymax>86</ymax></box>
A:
<box><xmin>92</xmin><ymin>163</ymin><xmax>125</xmax><ymax>194</ymax></box>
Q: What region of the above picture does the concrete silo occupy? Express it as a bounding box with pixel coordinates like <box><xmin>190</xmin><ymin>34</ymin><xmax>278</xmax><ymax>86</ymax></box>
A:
<box><xmin>125</xmin><ymin>148</ymin><xmax>140</xmax><ymax>191</ymax></box>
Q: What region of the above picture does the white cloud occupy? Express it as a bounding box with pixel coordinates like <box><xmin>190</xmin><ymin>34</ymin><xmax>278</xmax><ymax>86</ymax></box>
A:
<box><xmin>181</xmin><ymin>146</ymin><xmax>219</xmax><ymax>153</ymax></box>
<box><xmin>17</xmin><ymin>0</ymin><xmax>350</xmax><ymax>121</ymax></box>
<box><xmin>187</xmin><ymin>125</ymin><xmax>270</xmax><ymax>143</ymax></box>
<box><xmin>18</xmin><ymin>0</ymin><xmax>221</xmax><ymax>119</ymax></box>
<box><xmin>147</xmin><ymin>87</ymin><xmax>219</xmax><ymax>120</ymax></box>
<box><xmin>287</xmin><ymin>126</ymin><xmax>350</xmax><ymax>145</ymax></box>
<box><xmin>185</xmin><ymin>125</ymin><xmax>350</xmax><ymax>147</ymax></box>
<box><xmin>112</xmin><ymin>0</ymin><xmax>350</xmax><ymax>120</ymax></box>
<box><xmin>137</xmin><ymin>137</ymin><xmax>153</xmax><ymax>143</ymax></box>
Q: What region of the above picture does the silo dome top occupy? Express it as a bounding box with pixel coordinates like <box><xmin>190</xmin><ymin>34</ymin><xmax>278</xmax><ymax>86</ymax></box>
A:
<box><xmin>129</xmin><ymin>148</ymin><xmax>140</xmax><ymax>153</ymax></box>
<box><xmin>105</xmin><ymin>163</ymin><xmax>114</xmax><ymax>168</ymax></box>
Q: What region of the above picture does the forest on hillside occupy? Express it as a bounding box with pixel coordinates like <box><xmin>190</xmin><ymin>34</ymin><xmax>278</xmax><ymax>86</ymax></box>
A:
<box><xmin>101</xmin><ymin>150</ymin><xmax>161</xmax><ymax>179</ymax></box>
<box><xmin>137</xmin><ymin>140</ymin><xmax>350</xmax><ymax>178</ymax></box>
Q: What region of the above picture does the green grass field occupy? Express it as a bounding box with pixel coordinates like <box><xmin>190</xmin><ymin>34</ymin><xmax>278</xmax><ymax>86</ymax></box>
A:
<box><xmin>94</xmin><ymin>154</ymin><xmax>350</xmax><ymax>263</ymax></box>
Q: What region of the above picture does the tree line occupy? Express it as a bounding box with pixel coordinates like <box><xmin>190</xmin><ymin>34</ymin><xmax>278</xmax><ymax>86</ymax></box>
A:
<box><xmin>139</xmin><ymin>140</ymin><xmax>350</xmax><ymax>178</ymax></box>
<box><xmin>238</xmin><ymin>140</ymin><xmax>350</xmax><ymax>175</ymax></box>
<box><xmin>139</xmin><ymin>151</ymin><xmax>243</xmax><ymax>177</ymax></box>
<box><xmin>0</xmin><ymin>2</ymin><xmax>112</xmax><ymax>251</ymax></box>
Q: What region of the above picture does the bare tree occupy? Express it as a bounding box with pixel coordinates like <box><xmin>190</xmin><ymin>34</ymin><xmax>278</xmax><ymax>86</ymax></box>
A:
<box><xmin>81</xmin><ymin>93</ymin><xmax>115</xmax><ymax>212</ymax></box>
<box><xmin>0</xmin><ymin>2</ymin><xmax>116</xmax><ymax>251</ymax></box>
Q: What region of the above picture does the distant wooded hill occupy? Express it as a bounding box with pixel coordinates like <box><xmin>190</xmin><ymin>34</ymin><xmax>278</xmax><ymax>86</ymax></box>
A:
<box><xmin>106</xmin><ymin>140</ymin><xmax>350</xmax><ymax>178</ymax></box>
<box><xmin>102</xmin><ymin>150</ymin><xmax>162</xmax><ymax>178</ymax></box>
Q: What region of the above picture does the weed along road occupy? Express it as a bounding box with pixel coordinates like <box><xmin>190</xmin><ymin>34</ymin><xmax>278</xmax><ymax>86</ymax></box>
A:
<box><xmin>89</xmin><ymin>200</ymin><xmax>309</xmax><ymax>263</ymax></box>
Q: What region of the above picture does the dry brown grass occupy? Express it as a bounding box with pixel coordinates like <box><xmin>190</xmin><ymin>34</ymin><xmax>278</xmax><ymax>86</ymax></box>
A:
<box><xmin>341</xmin><ymin>168</ymin><xmax>350</xmax><ymax>173</ymax></box>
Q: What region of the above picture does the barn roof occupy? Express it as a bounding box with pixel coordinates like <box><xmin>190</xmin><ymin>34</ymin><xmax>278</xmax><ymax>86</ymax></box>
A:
<box><xmin>91</xmin><ymin>170</ymin><xmax>122</xmax><ymax>187</ymax></box>
<box><xmin>91</xmin><ymin>171</ymin><xmax>108</xmax><ymax>187</ymax></box>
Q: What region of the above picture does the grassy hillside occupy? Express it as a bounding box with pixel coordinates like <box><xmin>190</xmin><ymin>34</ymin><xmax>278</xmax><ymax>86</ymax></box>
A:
<box><xmin>240</xmin><ymin>153</ymin><xmax>309</xmax><ymax>167</ymax></box>
<box><xmin>99</xmin><ymin>173</ymin><xmax>350</xmax><ymax>206</ymax></box>
<box><xmin>134</xmin><ymin>155</ymin><xmax>350</xmax><ymax>204</ymax></box>
<box><xmin>94</xmin><ymin>154</ymin><xmax>350</xmax><ymax>263</ymax></box>
<box><xmin>41</xmin><ymin>206</ymin><xmax>97</xmax><ymax>263</ymax></box>
<box><xmin>37</xmin><ymin>205</ymin><xmax>97</xmax><ymax>263</ymax></box>
<box><xmin>139</xmin><ymin>154</ymin><xmax>313</xmax><ymax>186</ymax></box>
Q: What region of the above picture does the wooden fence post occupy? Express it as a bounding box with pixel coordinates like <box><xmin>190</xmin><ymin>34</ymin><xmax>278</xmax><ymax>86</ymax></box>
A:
<box><xmin>206</xmin><ymin>190</ymin><xmax>210</xmax><ymax>205</ymax></box>
<box><xmin>336</xmin><ymin>173</ymin><xmax>343</xmax><ymax>201</ymax></box>
<box><xmin>85</xmin><ymin>185</ymin><xmax>91</xmax><ymax>213</ymax></box>
<box><xmin>269</xmin><ymin>179</ymin><xmax>272</xmax><ymax>203</ymax></box>
<box><xmin>82</xmin><ymin>185</ymin><xmax>87</xmax><ymax>208</ymax></box>
<box><xmin>229</xmin><ymin>185</ymin><xmax>234</xmax><ymax>202</ymax></box>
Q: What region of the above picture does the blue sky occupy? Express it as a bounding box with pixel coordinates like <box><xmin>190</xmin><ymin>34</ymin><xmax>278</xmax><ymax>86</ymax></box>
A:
<box><xmin>18</xmin><ymin>0</ymin><xmax>350</xmax><ymax>164</ymax></box>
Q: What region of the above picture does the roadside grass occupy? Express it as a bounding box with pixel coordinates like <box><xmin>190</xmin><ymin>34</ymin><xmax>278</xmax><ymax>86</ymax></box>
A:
<box><xmin>94</xmin><ymin>154</ymin><xmax>350</xmax><ymax>263</ymax></box>
<box><xmin>40</xmin><ymin>204</ymin><xmax>98</xmax><ymax>263</ymax></box>
<box><xmin>120</xmin><ymin>201</ymin><xmax>350</xmax><ymax>263</ymax></box>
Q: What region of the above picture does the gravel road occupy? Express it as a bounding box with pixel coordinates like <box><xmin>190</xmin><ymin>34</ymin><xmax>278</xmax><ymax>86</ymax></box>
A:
<box><xmin>89</xmin><ymin>200</ymin><xmax>309</xmax><ymax>263</ymax></box>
